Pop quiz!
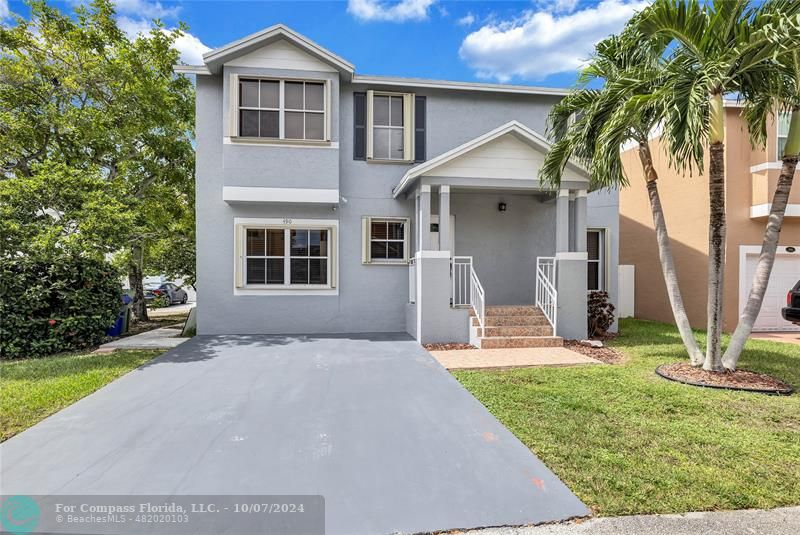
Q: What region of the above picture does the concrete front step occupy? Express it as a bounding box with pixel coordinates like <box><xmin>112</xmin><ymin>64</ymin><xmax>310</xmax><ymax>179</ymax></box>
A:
<box><xmin>470</xmin><ymin>305</ymin><xmax>545</xmax><ymax>317</ymax></box>
<box><xmin>479</xmin><ymin>336</ymin><xmax>564</xmax><ymax>349</ymax></box>
<box><xmin>472</xmin><ymin>315</ymin><xmax>551</xmax><ymax>327</ymax></box>
<box><xmin>477</xmin><ymin>326</ymin><xmax>553</xmax><ymax>337</ymax></box>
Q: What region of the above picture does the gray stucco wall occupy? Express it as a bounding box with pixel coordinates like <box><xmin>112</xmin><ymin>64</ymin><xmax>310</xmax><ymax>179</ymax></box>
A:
<box><xmin>587</xmin><ymin>188</ymin><xmax>620</xmax><ymax>331</ymax></box>
<box><xmin>435</xmin><ymin>192</ymin><xmax>557</xmax><ymax>306</ymax></box>
<box><xmin>195</xmin><ymin>64</ymin><xmax>615</xmax><ymax>336</ymax></box>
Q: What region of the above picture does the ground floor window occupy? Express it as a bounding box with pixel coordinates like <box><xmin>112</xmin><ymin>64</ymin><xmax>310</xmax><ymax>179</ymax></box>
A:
<box><xmin>239</xmin><ymin>223</ymin><xmax>334</xmax><ymax>288</ymax></box>
<box><xmin>587</xmin><ymin>229</ymin><xmax>606</xmax><ymax>291</ymax></box>
<box><xmin>362</xmin><ymin>217</ymin><xmax>410</xmax><ymax>264</ymax></box>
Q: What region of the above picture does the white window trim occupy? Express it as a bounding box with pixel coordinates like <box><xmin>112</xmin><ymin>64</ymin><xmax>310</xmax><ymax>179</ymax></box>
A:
<box><xmin>587</xmin><ymin>228</ymin><xmax>609</xmax><ymax>292</ymax></box>
<box><xmin>366</xmin><ymin>90</ymin><xmax>415</xmax><ymax>162</ymax></box>
<box><xmin>361</xmin><ymin>216</ymin><xmax>411</xmax><ymax>265</ymax></box>
<box><xmin>229</xmin><ymin>74</ymin><xmax>331</xmax><ymax>144</ymax></box>
<box><xmin>233</xmin><ymin>218</ymin><xmax>338</xmax><ymax>296</ymax></box>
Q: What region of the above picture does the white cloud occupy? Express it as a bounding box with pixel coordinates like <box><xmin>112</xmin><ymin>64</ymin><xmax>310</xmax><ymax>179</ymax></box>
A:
<box><xmin>114</xmin><ymin>0</ymin><xmax>181</xmax><ymax>19</ymax></box>
<box><xmin>1</xmin><ymin>0</ymin><xmax>10</xmax><ymax>19</ymax></box>
<box><xmin>459</xmin><ymin>0</ymin><xmax>649</xmax><ymax>82</ymax></box>
<box><xmin>552</xmin><ymin>0</ymin><xmax>580</xmax><ymax>13</ymax></box>
<box><xmin>347</xmin><ymin>0</ymin><xmax>436</xmax><ymax>22</ymax></box>
<box><xmin>171</xmin><ymin>31</ymin><xmax>212</xmax><ymax>65</ymax></box>
<box><xmin>118</xmin><ymin>16</ymin><xmax>210</xmax><ymax>65</ymax></box>
<box><xmin>457</xmin><ymin>13</ymin><xmax>475</xmax><ymax>27</ymax></box>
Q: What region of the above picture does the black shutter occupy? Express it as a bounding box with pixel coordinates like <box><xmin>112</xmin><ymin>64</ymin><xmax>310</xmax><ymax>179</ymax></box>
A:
<box><xmin>414</xmin><ymin>95</ymin><xmax>426</xmax><ymax>162</ymax></box>
<box><xmin>353</xmin><ymin>92</ymin><xmax>366</xmax><ymax>160</ymax></box>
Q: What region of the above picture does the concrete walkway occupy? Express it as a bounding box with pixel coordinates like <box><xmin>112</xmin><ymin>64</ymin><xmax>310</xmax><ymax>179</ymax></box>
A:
<box><xmin>95</xmin><ymin>326</ymin><xmax>188</xmax><ymax>352</ymax></box>
<box><xmin>466</xmin><ymin>506</ymin><xmax>800</xmax><ymax>535</ymax></box>
<box><xmin>430</xmin><ymin>347</ymin><xmax>601</xmax><ymax>370</ymax></box>
<box><xmin>751</xmin><ymin>331</ymin><xmax>800</xmax><ymax>346</ymax></box>
<box><xmin>148</xmin><ymin>302</ymin><xmax>195</xmax><ymax>318</ymax></box>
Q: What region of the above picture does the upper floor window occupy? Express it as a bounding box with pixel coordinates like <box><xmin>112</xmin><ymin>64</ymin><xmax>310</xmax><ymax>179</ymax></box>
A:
<box><xmin>777</xmin><ymin>112</ymin><xmax>790</xmax><ymax>159</ymax></box>
<box><xmin>366</xmin><ymin>91</ymin><xmax>414</xmax><ymax>162</ymax></box>
<box><xmin>236</xmin><ymin>78</ymin><xmax>327</xmax><ymax>141</ymax></box>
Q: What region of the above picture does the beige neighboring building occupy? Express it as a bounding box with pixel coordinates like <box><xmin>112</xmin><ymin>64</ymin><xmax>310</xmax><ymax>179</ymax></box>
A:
<box><xmin>620</xmin><ymin>106</ymin><xmax>800</xmax><ymax>333</ymax></box>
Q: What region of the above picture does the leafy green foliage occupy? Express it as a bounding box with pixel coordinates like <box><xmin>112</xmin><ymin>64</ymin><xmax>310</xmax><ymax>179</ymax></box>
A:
<box><xmin>0</xmin><ymin>0</ymin><xmax>196</xmax><ymax>317</ymax></box>
<box><xmin>588</xmin><ymin>290</ymin><xmax>615</xmax><ymax>338</ymax></box>
<box><xmin>0</xmin><ymin>254</ymin><xmax>122</xmax><ymax>358</ymax></box>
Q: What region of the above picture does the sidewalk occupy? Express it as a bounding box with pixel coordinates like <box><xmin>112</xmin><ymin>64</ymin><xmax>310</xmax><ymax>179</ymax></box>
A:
<box><xmin>465</xmin><ymin>506</ymin><xmax>800</xmax><ymax>535</ymax></box>
<box><xmin>95</xmin><ymin>326</ymin><xmax>188</xmax><ymax>352</ymax></box>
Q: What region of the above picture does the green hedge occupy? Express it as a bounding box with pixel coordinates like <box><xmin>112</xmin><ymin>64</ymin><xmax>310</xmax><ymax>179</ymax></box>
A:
<box><xmin>0</xmin><ymin>255</ymin><xmax>121</xmax><ymax>358</ymax></box>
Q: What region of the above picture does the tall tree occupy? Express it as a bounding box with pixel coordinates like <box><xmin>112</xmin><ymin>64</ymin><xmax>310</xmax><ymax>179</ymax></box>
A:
<box><xmin>723</xmin><ymin>24</ymin><xmax>800</xmax><ymax>369</ymax></box>
<box><xmin>0</xmin><ymin>0</ymin><xmax>195</xmax><ymax>321</ymax></box>
<box><xmin>541</xmin><ymin>26</ymin><xmax>705</xmax><ymax>365</ymax></box>
<box><xmin>637</xmin><ymin>0</ymin><xmax>798</xmax><ymax>370</ymax></box>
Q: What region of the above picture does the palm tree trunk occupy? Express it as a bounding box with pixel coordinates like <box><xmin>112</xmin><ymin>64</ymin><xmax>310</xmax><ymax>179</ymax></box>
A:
<box><xmin>723</xmin><ymin>109</ymin><xmax>799</xmax><ymax>370</ymax></box>
<box><xmin>705</xmin><ymin>92</ymin><xmax>726</xmax><ymax>372</ymax></box>
<box><xmin>638</xmin><ymin>141</ymin><xmax>704</xmax><ymax>365</ymax></box>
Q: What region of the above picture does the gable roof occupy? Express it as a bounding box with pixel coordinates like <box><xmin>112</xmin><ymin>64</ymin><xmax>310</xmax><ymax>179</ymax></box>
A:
<box><xmin>200</xmin><ymin>24</ymin><xmax>355</xmax><ymax>78</ymax></box>
<box><xmin>392</xmin><ymin>121</ymin><xmax>590</xmax><ymax>198</ymax></box>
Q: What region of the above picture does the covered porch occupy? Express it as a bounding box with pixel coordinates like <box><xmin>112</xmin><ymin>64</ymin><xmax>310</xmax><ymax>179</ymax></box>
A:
<box><xmin>394</xmin><ymin>121</ymin><xmax>591</xmax><ymax>345</ymax></box>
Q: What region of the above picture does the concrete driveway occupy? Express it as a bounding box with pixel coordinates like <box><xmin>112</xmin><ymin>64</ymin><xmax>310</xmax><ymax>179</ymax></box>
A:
<box><xmin>0</xmin><ymin>334</ymin><xmax>589</xmax><ymax>534</ymax></box>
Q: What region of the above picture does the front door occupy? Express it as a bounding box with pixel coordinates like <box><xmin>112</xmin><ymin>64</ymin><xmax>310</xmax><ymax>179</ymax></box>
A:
<box><xmin>430</xmin><ymin>215</ymin><xmax>456</xmax><ymax>254</ymax></box>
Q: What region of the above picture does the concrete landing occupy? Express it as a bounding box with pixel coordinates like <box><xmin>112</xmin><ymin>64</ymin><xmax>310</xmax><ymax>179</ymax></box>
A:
<box><xmin>431</xmin><ymin>347</ymin><xmax>602</xmax><ymax>370</ymax></box>
<box><xmin>95</xmin><ymin>326</ymin><xmax>188</xmax><ymax>352</ymax></box>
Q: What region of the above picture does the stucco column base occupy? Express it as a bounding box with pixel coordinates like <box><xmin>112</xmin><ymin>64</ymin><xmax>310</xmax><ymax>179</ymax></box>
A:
<box><xmin>556</xmin><ymin>253</ymin><xmax>588</xmax><ymax>340</ymax></box>
<box><xmin>416</xmin><ymin>252</ymin><xmax>469</xmax><ymax>344</ymax></box>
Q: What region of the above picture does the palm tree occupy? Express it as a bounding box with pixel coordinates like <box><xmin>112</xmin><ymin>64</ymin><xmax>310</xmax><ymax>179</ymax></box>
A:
<box><xmin>636</xmin><ymin>0</ymin><xmax>799</xmax><ymax>371</ymax></box>
<box><xmin>540</xmin><ymin>27</ymin><xmax>705</xmax><ymax>366</ymax></box>
<box><xmin>723</xmin><ymin>45</ymin><xmax>800</xmax><ymax>369</ymax></box>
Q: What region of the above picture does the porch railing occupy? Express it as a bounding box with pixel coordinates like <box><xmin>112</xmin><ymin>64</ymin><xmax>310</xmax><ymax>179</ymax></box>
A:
<box><xmin>536</xmin><ymin>256</ymin><xmax>558</xmax><ymax>332</ymax></box>
<box><xmin>408</xmin><ymin>257</ymin><xmax>417</xmax><ymax>304</ymax></box>
<box><xmin>452</xmin><ymin>256</ymin><xmax>486</xmax><ymax>329</ymax></box>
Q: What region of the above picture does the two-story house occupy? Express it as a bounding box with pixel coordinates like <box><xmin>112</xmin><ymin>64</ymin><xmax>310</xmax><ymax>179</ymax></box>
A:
<box><xmin>179</xmin><ymin>24</ymin><xmax>620</xmax><ymax>346</ymax></box>
<box><xmin>620</xmin><ymin>103</ymin><xmax>800</xmax><ymax>333</ymax></box>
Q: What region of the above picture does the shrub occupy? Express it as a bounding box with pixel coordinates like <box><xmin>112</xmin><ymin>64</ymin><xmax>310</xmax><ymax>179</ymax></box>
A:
<box><xmin>588</xmin><ymin>290</ymin><xmax>615</xmax><ymax>339</ymax></box>
<box><xmin>147</xmin><ymin>294</ymin><xmax>169</xmax><ymax>309</ymax></box>
<box><xmin>0</xmin><ymin>254</ymin><xmax>121</xmax><ymax>358</ymax></box>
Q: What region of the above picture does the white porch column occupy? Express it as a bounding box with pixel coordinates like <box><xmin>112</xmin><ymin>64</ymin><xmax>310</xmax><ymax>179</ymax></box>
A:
<box><xmin>555</xmin><ymin>188</ymin><xmax>570</xmax><ymax>253</ymax></box>
<box><xmin>419</xmin><ymin>185</ymin><xmax>432</xmax><ymax>250</ymax></box>
<box><xmin>574</xmin><ymin>189</ymin><xmax>588</xmax><ymax>252</ymax></box>
<box><xmin>438</xmin><ymin>185</ymin><xmax>451</xmax><ymax>253</ymax></box>
<box><xmin>414</xmin><ymin>190</ymin><xmax>420</xmax><ymax>252</ymax></box>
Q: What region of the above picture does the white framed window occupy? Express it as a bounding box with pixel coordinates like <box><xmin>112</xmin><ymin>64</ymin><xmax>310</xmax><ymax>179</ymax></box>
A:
<box><xmin>587</xmin><ymin>229</ymin><xmax>606</xmax><ymax>292</ymax></box>
<box><xmin>235</xmin><ymin>219</ymin><xmax>337</xmax><ymax>292</ymax></box>
<box><xmin>778</xmin><ymin>111</ymin><xmax>791</xmax><ymax>159</ymax></box>
<box><xmin>361</xmin><ymin>217</ymin><xmax>410</xmax><ymax>264</ymax></box>
<box><xmin>233</xmin><ymin>76</ymin><xmax>328</xmax><ymax>141</ymax></box>
<box><xmin>366</xmin><ymin>90</ymin><xmax>414</xmax><ymax>161</ymax></box>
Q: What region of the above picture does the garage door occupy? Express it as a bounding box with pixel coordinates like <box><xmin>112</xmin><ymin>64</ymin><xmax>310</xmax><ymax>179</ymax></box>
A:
<box><xmin>742</xmin><ymin>249</ymin><xmax>800</xmax><ymax>332</ymax></box>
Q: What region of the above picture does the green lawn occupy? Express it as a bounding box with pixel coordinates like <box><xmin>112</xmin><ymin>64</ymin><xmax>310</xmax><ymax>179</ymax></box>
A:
<box><xmin>1</xmin><ymin>350</ymin><xmax>162</xmax><ymax>441</ymax></box>
<box><xmin>454</xmin><ymin>318</ymin><xmax>800</xmax><ymax>516</ymax></box>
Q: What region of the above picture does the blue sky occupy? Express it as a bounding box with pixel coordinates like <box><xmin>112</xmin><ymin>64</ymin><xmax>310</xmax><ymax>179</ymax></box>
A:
<box><xmin>3</xmin><ymin>0</ymin><xmax>651</xmax><ymax>88</ymax></box>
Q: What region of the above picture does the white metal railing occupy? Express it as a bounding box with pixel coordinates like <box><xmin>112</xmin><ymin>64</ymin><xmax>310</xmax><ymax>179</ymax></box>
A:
<box><xmin>452</xmin><ymin>256</ymin><xmax>473</xmax><ymax>307</ymax></box>
<box><xmin>408</xmin><ymin>257</ymin><xmax>417</xmax><ymax>304</ymax></box>
<box><xmin>452</xmin><ymin>256</ymin><xmax>485</xmax><ymax>328</ymax></box>
<box><xmin>536</xmin><ymin>256</ymin><xmax>558</xmax><ymax>332</ymax></box>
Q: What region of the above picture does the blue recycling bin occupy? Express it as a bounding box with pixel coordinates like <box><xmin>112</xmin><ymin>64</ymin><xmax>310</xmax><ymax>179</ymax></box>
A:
<box><xmin>106</xmin><ymin>294</ymin><xmax>134</xmax><ymax>337</ymax></box>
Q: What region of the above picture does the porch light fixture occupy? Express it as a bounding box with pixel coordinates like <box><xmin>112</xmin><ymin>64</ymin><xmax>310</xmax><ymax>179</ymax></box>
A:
<box><xmin>498</xmin><ymin>202</ymin><xmax>507</xmax><ymax>212</ymax></box>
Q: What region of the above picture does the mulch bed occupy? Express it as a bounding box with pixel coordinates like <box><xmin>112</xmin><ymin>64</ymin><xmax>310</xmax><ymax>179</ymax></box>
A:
<box><xmin>564</xmin><ymin>340</ymin><xmax>625</xmax><ymax>364</ymax></box>
<box><xmin>656</xmin><ymin>362</ymin><xmax>794</xmax><ymax>395</ymax></box>
<box><xmin>423</xmin><ymin>343</ymin><xmax>477</xmax><ymax>351</ymax></box>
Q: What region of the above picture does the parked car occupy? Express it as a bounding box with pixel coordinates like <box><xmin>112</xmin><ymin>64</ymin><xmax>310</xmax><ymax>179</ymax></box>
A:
<box><xmin>782</xmin><ymin>280</ymin><xmax>800</xmax><ymax>326</ymax></box>
<box><xmin>145</xmin><ymin>282</ymin><xmax>188</xmax><ymax>305</ymax></box>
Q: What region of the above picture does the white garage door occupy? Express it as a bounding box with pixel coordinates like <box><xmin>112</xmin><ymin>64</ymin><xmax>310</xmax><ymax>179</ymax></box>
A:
<box><xmin>742</xmin><ymin>249</ymin><xmax>800</xmax><ymax>332</ymax></box>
